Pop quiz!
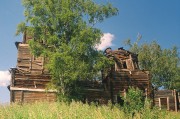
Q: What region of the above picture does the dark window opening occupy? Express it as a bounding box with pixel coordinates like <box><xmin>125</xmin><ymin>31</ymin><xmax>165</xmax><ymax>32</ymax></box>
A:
<box><xmin>123</xmin><ymin>61</ymin><xmax>127</xmax><ymax>69</ymax></box>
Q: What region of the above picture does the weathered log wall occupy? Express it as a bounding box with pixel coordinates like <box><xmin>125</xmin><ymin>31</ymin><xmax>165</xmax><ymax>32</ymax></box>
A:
<box><xmin>94</xmin><ymin>47</ymin><xmax>152</xmax><ymax>104</ymax></box>
<box><xmin>154</xmin><ymin>90</ymin><xmax>179</xmax><ymax>111</ymax></box>
<box><xmin>10</xmin><ymin>40</ymin><xmax>56</xmax><ymax>103</ymax></box>
<box><xmin>11</xmin><ymin>67</ymin><xmax>50</xmax><ymax>88</ymax></box>
<box><xmin>10</xmin><ymin>90</ymin><xmax>56</xmax><ymax>103</ymax></box>
<box><xmin>17</xmin><ymin>44</ymin><xmax>48</xmax><ymax>74</ymax></box>
<box><xmin>111</xmin><ymin>70</ymin><xmax>151</xmax><ymax>97</ymax></box>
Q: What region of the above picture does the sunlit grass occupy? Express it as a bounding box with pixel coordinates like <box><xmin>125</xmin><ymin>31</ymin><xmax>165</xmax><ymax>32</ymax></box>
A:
<box><xmin>0</xmin><ymin>101</ymin><xmax>179</xmax><ymax>119</ymax></box>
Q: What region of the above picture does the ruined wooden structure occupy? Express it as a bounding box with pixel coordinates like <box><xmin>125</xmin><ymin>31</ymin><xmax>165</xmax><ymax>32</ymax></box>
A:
<box><xmin>9</xmin><ymin>34</ymin><xmax>57</xmax><ymax>103</ymax></box>
<box><xmin>8</xmin><ymin>31</ymin><xmax>180</xmax><ymax>113</ymax></box>
<box><xmin>83</xmin><ymin>47</ymin><xmax>152</xmax><ymax>104</ymax></box>
<box><xmin>154</xmin><ymin>90</ymin><xmax>179</xmax><ymax>111</ymax></box>
<box><xmin>9</xmin><ymin>32</ymin><xmax>152</xmax><ymax>104</ymax></box>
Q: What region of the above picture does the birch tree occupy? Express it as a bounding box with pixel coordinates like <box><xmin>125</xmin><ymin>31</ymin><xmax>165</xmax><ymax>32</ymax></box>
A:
<box><xmin>16</xmin><ymin>0</ymin><xmax>118</xmax><ymax>99</ymax></box>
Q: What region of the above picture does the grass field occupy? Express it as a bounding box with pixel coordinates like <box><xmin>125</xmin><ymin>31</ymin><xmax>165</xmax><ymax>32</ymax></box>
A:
<box><xmin>0</xmin><ymin>101</ymin><xmax>179</xmax><ymax>119</ymax></box>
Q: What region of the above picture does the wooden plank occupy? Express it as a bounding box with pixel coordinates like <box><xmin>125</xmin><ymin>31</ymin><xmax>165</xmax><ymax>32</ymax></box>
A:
<box><xmin>167</xmin><ymin>97</ymin><xmax>169</xmax><ymax>111</ymax></box>
<box><xmin>19</xmin><ymin>44</ymin><xmax>29</xmax><ymax>47</ymax></box>
<box><xmin>159</xmin><ymin>98</ymin><xmax>161</xmax><ymax>110</ymax></box>
<box><xmin>174</xmin><ymin>89</ymin><xmax>177</xmax><ymax>112</ymax></box>
<box><xmin>10</xmin><ymin>87</ymin><xmax>57</xmax><ymax>92</ymax></box>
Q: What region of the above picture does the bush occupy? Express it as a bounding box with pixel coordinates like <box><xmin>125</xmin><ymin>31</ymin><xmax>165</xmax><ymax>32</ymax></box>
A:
<box><xmin>122</xmin><ymin>87</ymin><xmax>144</xmax><ymax>114</ymax></box>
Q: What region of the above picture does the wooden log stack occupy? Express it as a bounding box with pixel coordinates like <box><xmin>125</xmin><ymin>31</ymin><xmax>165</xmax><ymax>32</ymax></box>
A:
<box><xmin>9</xmin><ymin>35</ymin><xmax>57</xmax><ymax>104</ymax></box>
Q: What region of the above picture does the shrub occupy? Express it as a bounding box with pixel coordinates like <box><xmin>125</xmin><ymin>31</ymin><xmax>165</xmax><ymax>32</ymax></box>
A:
<box><xmin>122</xmin><ymin>87</ymin><xmax>144</xmax><ymax>114</ymax></box>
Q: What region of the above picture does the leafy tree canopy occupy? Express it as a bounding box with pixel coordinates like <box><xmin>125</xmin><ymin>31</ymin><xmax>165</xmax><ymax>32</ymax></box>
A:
<box><xmin>124</xmin><ymin>38</ymin><xmax>180</xmax><ymax>90</ymax></box>
<box><xmin>16</xmin><ymin>0</ymin><xmax>118</xmax><ymax>97</ymax></box>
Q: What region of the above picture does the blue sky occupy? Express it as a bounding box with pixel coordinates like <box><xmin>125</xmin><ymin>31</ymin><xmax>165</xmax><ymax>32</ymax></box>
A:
<box><xmin>0</xmin><ymin>0</ymin><xmax>180</xmax><ymax>104</ymax></box>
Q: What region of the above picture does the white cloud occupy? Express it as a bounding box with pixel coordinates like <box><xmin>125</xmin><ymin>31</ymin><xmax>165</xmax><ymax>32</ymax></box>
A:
<box><xmin>95</xmin><ymin>33</ymin><xmax>115</xmax><ymax>51</ymax></box>
<box><xmin>0</xmin><ymin>71</ymin><xmax>10</xmax><ymax>87</ymax></box>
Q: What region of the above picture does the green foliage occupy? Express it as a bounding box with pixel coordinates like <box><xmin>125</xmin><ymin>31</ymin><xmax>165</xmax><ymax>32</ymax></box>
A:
<box><xmin>1</xmin><ymin>102</ymin><xmax>180</xmax><ymax>119</ymax></box>
<box><xmin>125</xmin><ymin>39</ymin><xmax>180</xmax><ymax>89</ymax></box>
<box><xmin>16</xmin><ymin>0</ymin><xmax>118</xmax><ymax>99</ymax></box>
<box><xmin>122</xmin><ymin>87</ymin><xmax>144</xmax><ymax>114</ymax></box>
<box><xmin>119</xmin><ymin>87</ymin><xmax>175</xmax><ymax>119</ymax></box>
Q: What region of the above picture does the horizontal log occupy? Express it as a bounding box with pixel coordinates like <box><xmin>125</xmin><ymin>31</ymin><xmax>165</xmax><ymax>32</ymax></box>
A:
<box><xmin>19</xmin><ymin>44</ymin><xmax>29</xmax><ymax>47</ymax></box>
<box><xmin>15</xmin><ymin>72</ymin><xmax>50</xmax><ymax>76</ymax></box>
<box><xmin>15</xmin><ymin>74</ymin><xmax>50</xmax><ymax>78</ymax></box>
<box><xmin>10</xmin><ymin>87</ymin><xmax>57</xmax><ymax>92</ymax></box>
<box><xmin>112</xmin><ymin>73</ymin><xmax>149</xmax><ymax>78</ymax></box>
<box><xmin>15</xmin><ymin>77</ymin><xmax>51</xmax><ymax>81</ymax></box>
<box><xmin>15</xmin><ymin>81</ymin><xmax>49</xmax><ymax>84</ymax></box>
<box><xmin>17</xmin><ymin>63</ymin><xmax>30</xmax><ymax>67</ymax></box>
<box><xmin>113</xmin><ymin>71</ymin><xmax>149</xmax><ymax>75</ymax></box>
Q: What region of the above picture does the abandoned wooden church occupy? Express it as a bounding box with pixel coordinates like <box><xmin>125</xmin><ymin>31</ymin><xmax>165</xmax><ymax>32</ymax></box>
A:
<box><xmin>6</xmin><ymin>31</ymin><xmax>158</xmax><ymax>104</ymax></box>
<box><xmin>8</xmin><ymin>32</ymin><xmax>153</xmax><ymax>105</ymax></box>
<box><xmin>7</xmin><ymin>31</ymin><xmax>179</xmax><ymax>111</ymax></box>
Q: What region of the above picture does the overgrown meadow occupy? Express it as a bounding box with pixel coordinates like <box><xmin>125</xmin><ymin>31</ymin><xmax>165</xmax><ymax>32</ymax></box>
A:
<box><xmin>0</xmin><ymin>101</ymin><xmax>179</xmax><ymax>119</ymax></box>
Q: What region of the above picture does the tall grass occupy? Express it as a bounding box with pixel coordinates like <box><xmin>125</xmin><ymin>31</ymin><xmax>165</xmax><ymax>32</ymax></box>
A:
<box><xmin>0</xmin><ymin>101</ymin><xmax>179</xmax><ymax>119</ymax></box>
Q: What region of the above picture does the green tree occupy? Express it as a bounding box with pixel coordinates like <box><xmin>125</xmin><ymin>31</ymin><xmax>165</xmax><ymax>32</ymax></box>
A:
<box><xmin>125</xmin><ymin>39</ymin><xmax>180</xmax><ymax>89</ymax></box>
<box><xmin>16</xmin><ymin>0</ymin><xmax>118</xmax><ymax>99</ymax></box>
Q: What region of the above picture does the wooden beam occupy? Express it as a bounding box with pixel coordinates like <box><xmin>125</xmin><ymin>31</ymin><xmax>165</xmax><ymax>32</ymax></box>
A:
<box><xmin>10</xmin><ymin>87</ymin><xmax>57</xmax><ymax>92</ymax></box>
<box><xmin>19</xmin><ymin>44</ymin><xmax>29</xmax><ymax>47</ymax></box>
<box><xmin>174</xmin><ymin>89</ymin><xmax>177</xmax><ymax>112</ymax></box>
<box><xmin>159</xmin><ymin>98</ymin><xmax>161</xmax><ymax>110</ymax></box>
<box><xmin>167</xmin><ymin>97</ymin><xmax>169</xmax><ymax>111</ymax></box>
